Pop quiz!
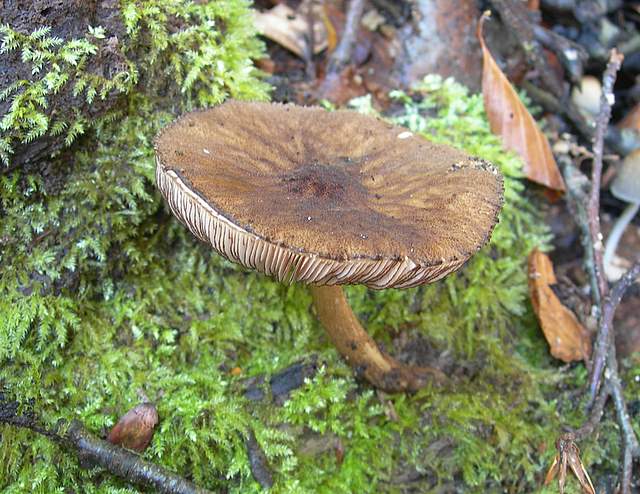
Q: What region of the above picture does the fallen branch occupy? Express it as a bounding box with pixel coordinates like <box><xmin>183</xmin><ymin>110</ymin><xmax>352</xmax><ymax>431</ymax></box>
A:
<box><xmin>2</xmin><ymin>358</ymin><xmax>319</xmax><ymax>492</ymax></box>
<box><xmin>66</xmin><ymin>421</ymin><xmax>211</xmax><ymax>494</ymax></box>
<box><xmin>0</xmin><ymin>395</ymin><xmax>212</xmax><ymax>494</ymax></box>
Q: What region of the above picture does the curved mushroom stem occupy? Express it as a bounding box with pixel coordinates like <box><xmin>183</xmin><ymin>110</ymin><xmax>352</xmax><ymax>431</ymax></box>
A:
<box><xmin>603</xmin><ymin>202</ymin><xmax>639</xmax><ymax>275</ymax></box>
<box><xmin>309</xmin><ymin>285</ymin><xmax>446</xmax><ymax>393</ymax></box>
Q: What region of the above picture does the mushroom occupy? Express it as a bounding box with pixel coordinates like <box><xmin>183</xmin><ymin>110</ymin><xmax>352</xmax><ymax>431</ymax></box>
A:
<box><xmin>571</xmin><ymin>75</ymin><xmax>602</xmax><ymax>117</ymax></box>
<box><xmin>603</xmin><ymin>149</ymin><xmax>640</xmax><ymax>280</ymax></box>
<box><xmin>154</xmin><ymin>101</ymin><xmax>504</xmax><ymax>392</ymax></box>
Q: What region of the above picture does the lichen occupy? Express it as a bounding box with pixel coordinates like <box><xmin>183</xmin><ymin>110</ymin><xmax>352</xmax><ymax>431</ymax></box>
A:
<box><xmin>0</xmin><ymin>9</ymin><xmax>628</xmax><ymax>489</ymax></box>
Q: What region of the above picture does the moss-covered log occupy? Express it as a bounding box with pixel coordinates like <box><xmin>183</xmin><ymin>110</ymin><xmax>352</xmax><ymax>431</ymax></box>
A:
<box><xmin>0</xmin><ymin>0</ymin><xmax>268</xmax><ymax>168</ymax></box>
<box><xmin>1</xmin><ymin>1</ymin><xmax>128</xmax><ymax>167</ymax></box>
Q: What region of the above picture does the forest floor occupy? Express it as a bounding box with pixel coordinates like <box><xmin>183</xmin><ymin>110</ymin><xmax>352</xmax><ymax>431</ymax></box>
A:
<box><xmin>1</xmin><ymin>1</ymin><xmax>640</xmax><ymax>493</ymax></box>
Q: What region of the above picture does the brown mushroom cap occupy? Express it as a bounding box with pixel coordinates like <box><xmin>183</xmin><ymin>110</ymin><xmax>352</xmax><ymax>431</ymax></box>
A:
<box><xmin>155</xmin><ymin>101</ymin><xmax>504</xmax><ymax>289</ymax></box>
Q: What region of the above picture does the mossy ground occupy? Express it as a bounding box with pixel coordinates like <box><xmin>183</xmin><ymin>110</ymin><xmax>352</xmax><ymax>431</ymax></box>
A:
<box><xmin>1</xmin><ymin>4</ymin><xmax>637</xmax><ymax>492</ymax></box>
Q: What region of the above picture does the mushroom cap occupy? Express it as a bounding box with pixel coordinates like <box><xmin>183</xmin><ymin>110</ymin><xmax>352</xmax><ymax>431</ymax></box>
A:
<box><xmin>612</xmin><ymin>149</ymin><xmax>640</xmax><ymax>204</ymax></box>
<box><xmin>571</xmin><ymin>75</ymin><xmax>602</xmax><ymax>116</ymax></box>
<box><xmin>155</xmin><ymin>101</ymin><xmax>504</xmax><ymax>289</ymax></box>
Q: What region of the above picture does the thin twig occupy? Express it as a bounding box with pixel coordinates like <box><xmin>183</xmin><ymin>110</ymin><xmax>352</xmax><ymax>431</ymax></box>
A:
<box><xmin>558</xmin><ymin>48</ymin><xmax>638</xmax><ymax>493</ymax></box>
<box><xmin>580</xmin><ymin>48</ymin><xmax>639</xmax><ymax>494</ymax></box>
<box><xmin>587</xmin><ymin>49</ymin><xmax>625</xmax><ymax>405</ymax></box>
<box><xmin>608</xmin><ymin>343</ymin><xmax>638</xmax><ymax>493</ymax></box>
<box><xmin>592</xmin><ymin>266</ymin><xmax>640</xmax><ymax>482</ymax></box>
<box><xmin>325</xmin><ymin>0</ymin><xmax>365</xmax><ymax>76</ymax></box>
<box><xmin>587</xmin><ymin>50</ymin><xmax>623</xmax><ymax>300</ymax></box>
<box><xmin>605</xmin><ymin>260</ymin><xmax>640</xmax><ymax>460</ymax></box>
<box><xmin>572</xmin><ymin>383</ymin><xmax>609</xmax><ymax>441</ymax></box>
<box><xmin>559</xmin><ymin>156</ymin><xmax>601</xmax><ymax>311</ymax></box>
<box><xmin>607</xmin><ymin>260</ymin><xmax>640</xmax><ymax>311</ymax></box>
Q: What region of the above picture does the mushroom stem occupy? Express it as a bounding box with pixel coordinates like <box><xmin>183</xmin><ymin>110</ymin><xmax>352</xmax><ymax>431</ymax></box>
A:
<box><xmin>309</xmin><ymin>285</ymin><xmax>445</xmax><ymax>392</ymax></box>
<box><xmin>603</xmin><ymin>202</ymin><xmax>639</xmax><ymax>272</ymax></box>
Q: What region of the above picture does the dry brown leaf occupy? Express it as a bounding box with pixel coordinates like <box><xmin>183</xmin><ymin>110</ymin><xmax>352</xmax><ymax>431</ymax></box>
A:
<box><xmin>528</xmin><ymin>248</ymin><xmax>592</xmax><ymax>362</ymax></box>
<box><xmin>107</xmin><ymin>402</ymin><xmax>158</xmax><ymax>452</ymax></box>
<box><xmin>320</xmin><ymin>3</ymin><xmax>338</xmax><ymax>53</ymax></box>
<box><xmin>253</xmin><ymin>2</ymin><xmax>327</xmax><ymax>59</ymax></box>
<box><xmin>544</xmin><ymin>433</ymin><xmax>596</xmax><ymax>494</ymax></box>
<box><xmin>477</xmin><ymin>12</ymin><xmax>565</xmax><ymax>191</ymax></box>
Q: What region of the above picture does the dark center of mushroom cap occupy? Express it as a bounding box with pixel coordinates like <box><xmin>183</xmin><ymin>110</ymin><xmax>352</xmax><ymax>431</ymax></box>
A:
<box><xmin>280</xmin><ymin>163</ymin><xmax>366</xmax><ymax>203</ymax></box>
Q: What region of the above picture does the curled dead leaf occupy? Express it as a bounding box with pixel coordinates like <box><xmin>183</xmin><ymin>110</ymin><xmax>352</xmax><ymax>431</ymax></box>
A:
<box><xmin>107</xmin><ymin>402</ymin><xmax>158</xmax><ymax>453</ymax></box>
<box><xmin>319</xmin><ymin>3</ymin><xmax>338</xmax><ymax>53</ymax></box>
<box><xmin>253</xmin><ymin>2</ymin><xmax>327</xmax><ymax>59</ymax></box>
<box><xmin>544</xmin><ymin>433</ymin><xmax>595</xmax><ymax>494</ymax></box>
<box><xmin>528</xmin><ymin>248</ymin><xmax>592</xmax><ymax>362</ymax></box>
<box><xmin>477</xmin><ymin>12</ymin><xmax>565</xmax><ymax>191</ymax></box>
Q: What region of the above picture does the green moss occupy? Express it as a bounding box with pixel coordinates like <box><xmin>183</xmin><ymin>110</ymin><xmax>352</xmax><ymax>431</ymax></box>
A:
<box><xmin>0</xmin><ymin>0</ymin><xmax>268</xmax><ymax>165</ymax></box>
<box><xmin>0</xmin><ymin>23</ymin><xmax>624</xmax><ymax>490</ymax></box>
